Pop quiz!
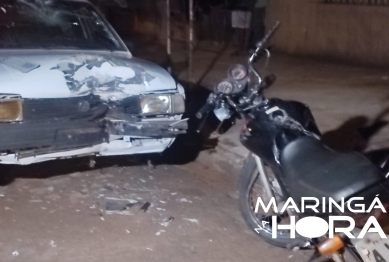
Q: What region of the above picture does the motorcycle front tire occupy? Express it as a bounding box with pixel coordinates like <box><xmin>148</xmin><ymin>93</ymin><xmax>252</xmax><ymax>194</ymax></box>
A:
<box><xmin>238</xmin><ymin>153</ymin><xmax>300</xmax><ymax>248</ymax></box>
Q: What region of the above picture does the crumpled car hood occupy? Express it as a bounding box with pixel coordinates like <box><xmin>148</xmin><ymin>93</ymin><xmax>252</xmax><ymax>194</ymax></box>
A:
<box><xmin>0</xmin><ymin>50</ymin><xmax>177</xmax><ymax>99</ymax></box>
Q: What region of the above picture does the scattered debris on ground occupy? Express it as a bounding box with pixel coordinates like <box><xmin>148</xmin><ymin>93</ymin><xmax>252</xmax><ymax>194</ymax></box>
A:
<box><xmin>140</xmin><ymin>202</ymin><xmax>151</xmax><ymax>212</ymax></box>
<box><xmin>156</xmin><ymin>230</ymin><xmax>166</xmax><ymax>236</ymax></box>
<box><xmin>160</xmin><ymin>217</ymin><xmax>174</xmax><ymax>227</ymax></box>
<box><xmin>105</xmin><ymin>198</ymin><xmax>139</xmax><ymax>212</ymax></box>
<box><xmin>184</xmin><ymin>218</ymin><xmax>199</xmax><ymax>224</ymax></box>
<box><xmin>179</xmin><ymin>198</ymin><xmax>192</xmax><ymax>203</ymax></box>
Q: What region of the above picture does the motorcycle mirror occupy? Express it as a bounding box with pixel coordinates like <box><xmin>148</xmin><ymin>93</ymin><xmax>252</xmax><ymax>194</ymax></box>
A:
<box><xmin>255</xmin><ymin>21</ymin><xmax>280</xmax><ymax>49</ymax></box>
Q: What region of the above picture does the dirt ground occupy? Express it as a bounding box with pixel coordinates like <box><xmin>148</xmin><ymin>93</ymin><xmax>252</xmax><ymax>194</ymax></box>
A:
<box><xmin>1</xmin><ymin>41</ymin><xmax>389</xmax><ymax>262</ymax></box>
<box><xmin>0</xmin><ymin>152</ymin><xmax>312</xmax><ymax>262</ymax></box>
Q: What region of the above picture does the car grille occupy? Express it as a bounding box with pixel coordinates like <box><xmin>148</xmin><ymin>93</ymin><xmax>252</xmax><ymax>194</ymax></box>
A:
<box><xmin>23</xmin><ymin>95</ymin><xmax>102</xmax><ymax>122</ymax></box>
<box><xmin>0</xmin><ymin>95</ymin><xmax>106</xmax><ymax>152</ymax></box>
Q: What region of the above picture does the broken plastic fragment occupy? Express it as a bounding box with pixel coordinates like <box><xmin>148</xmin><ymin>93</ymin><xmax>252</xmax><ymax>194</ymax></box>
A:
<box><xmin>140</xmin><ymin>202</ymin><xmax>151</xmax><ymax>212</ymax></box>
<box><xmin>106</xmin><ymin>201</ymin><xmax>127</xmax><ymax>211</ymax></box>
<box><xmin>184</xmin><ymin>218</ymin><xmax>199</xmax><ymax>224</ymax></box>
<box><xmin>105</xmin><ymin>198</ymin><xmax>139</xmax><ymax>212</ymax></box>
<box><xmin>179</xmin><ymin>198</ymin><xmax>192</xmax><ymax>203</ymax></box>
<box><xmin>160</xmin><ymin>217</ymin><xmax>174</xmax><ymax>227</ymax></box>
<box><xmin>50</xmin><ymin>240</ymin><xmax>57</xmax><ymax>248</ymax></box>
<box><xmin>156</xmin><ymin>230</ymin><xmax>166</xmax><ymax>236</ymax></box>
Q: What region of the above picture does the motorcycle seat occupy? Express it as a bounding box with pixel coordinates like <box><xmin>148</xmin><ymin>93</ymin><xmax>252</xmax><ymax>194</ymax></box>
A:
<box><xmin>281</xmin><ymin>137</ymin><xmax>384</xmax><ymax>203</ymax></box>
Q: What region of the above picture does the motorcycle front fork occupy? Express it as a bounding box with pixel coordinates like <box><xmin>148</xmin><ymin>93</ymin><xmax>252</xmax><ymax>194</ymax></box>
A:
<box><xmin>254</xmin><ymin>155</ymin><xmax>275</xmax><ymax>201</ymax></box>
<box><xmin>254</xmin><ymin>155</ymin><xmax>289</xmax><ymax>215</ymax></box>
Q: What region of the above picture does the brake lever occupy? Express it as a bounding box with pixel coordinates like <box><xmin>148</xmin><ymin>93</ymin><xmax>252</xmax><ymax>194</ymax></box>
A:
<box><xmin>225</xmin><ymin>96</ymin><xmax>237</xmax><ymax>108</ymax></box>
<box><xmin>196</xmin><ymin>111</ymin><xmax>210</xmax><ymax>133</ymax></box>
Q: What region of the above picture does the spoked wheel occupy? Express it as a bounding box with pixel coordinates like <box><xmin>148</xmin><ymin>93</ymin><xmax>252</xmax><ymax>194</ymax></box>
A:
<box><xmin>239</xmin><ymin>153</ymin><xmax>299</xmax><ymax>248</ymax></box>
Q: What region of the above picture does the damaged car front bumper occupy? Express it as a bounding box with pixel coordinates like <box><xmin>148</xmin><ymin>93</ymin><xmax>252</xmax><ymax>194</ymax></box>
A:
<box><xmin>0</xmin><ymin>93</ymin><xmax>187</xmax><ymax>165</ymax></box>
<box><xmin>0</xmin><ymin>52</ymin><xmax>187</xmax><ymax>165</ymax></box>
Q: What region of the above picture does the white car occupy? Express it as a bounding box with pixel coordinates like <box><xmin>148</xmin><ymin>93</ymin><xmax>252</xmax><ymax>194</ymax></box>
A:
<box><xmin>0</xmin><ymin>0</ymin><xmax>186</xmax><ymax>165</ymax></box>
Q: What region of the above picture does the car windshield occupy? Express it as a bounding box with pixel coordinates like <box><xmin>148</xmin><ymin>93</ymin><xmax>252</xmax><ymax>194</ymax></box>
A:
<box><xmin>0</xmin><ymin>0</ymin><xmax>126</xmax><ymax>51</ymax></box>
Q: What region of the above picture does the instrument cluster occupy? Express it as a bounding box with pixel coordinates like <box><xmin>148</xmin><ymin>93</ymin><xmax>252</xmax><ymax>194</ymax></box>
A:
<box><xmin>215</xmin><ymin>64</ymin><xmax>249</xmax><ymax>94</ymax></box>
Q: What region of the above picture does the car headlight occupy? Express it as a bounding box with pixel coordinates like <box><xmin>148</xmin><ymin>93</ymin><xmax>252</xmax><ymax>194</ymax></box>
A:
<box><xmin>0</xmin><ymin>99</ymin><xmax>23</xmax><ymax>122</ymax></box>
<box><xmin>139</xmin><ymin>94</ymin><xmax>185</xmax><ymax>116</ymax></box>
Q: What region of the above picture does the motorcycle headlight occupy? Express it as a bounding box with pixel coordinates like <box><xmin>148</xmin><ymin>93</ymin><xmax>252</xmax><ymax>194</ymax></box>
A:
<box><xmin>0</xmin><ymin>99</ymin><xmax>23</xmax><ymax>122</ymax></box>
<box><xmin>139</xmin><ymin>94</ymin><xmax>185</xmax><ymax>115</ymax></box>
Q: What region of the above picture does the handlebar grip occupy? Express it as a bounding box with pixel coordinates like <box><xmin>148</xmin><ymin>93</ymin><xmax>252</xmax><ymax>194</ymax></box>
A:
<box><xmin>196</xmin><ymin>103</ymin><xmax>214</xmax><ymax>119</ymax></box>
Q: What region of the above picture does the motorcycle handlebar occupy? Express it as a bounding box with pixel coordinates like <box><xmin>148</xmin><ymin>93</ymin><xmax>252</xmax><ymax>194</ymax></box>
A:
<box><xmin>196</xmin><ymin>23</ymin><xmax>280</xmax><ymax>133</ymax></box>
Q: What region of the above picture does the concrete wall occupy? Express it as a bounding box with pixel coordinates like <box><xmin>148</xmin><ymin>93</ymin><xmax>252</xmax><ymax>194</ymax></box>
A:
<box><xmin>267</xmin><ymin>0</ymin><xmax>389</xmax><ymax>66</ymax></box>
<box><xmin>104</xmin><ymin>1</ymin><xmax>190</xmax><ymax>44</ymax></box>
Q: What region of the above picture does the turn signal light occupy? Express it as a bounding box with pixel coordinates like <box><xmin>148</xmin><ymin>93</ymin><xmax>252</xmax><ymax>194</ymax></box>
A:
<box><xmin>0</xmin><ymin>100</ymin><xmax>23</xmax><ymax>122</ymax></box>
<box><xmin>318</xmin><ymin>235</ymin><xmax>345</xmax><ymax>256</ymax></box>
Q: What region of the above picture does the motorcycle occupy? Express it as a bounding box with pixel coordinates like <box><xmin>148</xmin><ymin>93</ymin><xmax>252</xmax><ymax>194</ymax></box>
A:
<box><xmin>196</xmin><ymin>22</ymin><xmax>389</xmax><ymax>262</ymax></box>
